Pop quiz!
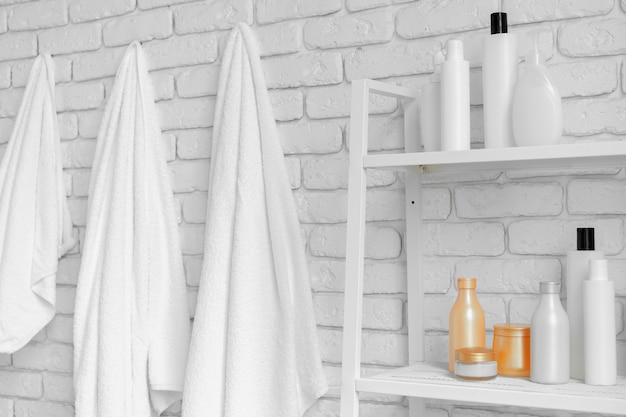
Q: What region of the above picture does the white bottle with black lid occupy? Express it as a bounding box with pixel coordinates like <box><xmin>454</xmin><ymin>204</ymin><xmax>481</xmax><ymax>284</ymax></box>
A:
<box><xmin>583</xmin><ymin>259</ymin><xmax>617</xmax><ymax>385</ymax></box>
<box><xmin>441</xmin><ymin>39</ymin><xmax>470</xmax><ymax>151</ymax></box>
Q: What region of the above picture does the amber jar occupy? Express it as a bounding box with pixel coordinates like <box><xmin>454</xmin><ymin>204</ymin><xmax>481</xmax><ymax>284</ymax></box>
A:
<box><xmin>492</xmin><ymin>323</ymin><xmax>531</xmax><ymax>377</ymax></box>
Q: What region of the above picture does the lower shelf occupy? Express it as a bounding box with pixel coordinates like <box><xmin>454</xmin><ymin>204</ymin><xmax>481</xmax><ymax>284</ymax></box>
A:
<box><xmin>356</xmin><ymin>362</ymin><xmax>626</xmax><ymax>415</ymax></box>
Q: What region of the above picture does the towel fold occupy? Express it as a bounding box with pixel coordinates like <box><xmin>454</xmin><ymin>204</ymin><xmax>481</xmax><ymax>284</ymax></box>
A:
<box><xmin>182</xmin><ymin>23</ymin><xmax>328</xmax><ymax>417</ymax></box>
<box><xmin>73</xmin><ymin>42</ymin><xmax>190</xmax><ymax>417</ymax></box>
<box><xmin>0</xmin><ymin>55</ymin><xmax>75</xmax><ymax>353</ymax></box>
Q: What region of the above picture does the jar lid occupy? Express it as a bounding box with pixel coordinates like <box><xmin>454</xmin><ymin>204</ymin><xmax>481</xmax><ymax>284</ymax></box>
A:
<box><xmin>457</xmin><ymin>277</ymin><xmax>477</xmax><ymax>289</ymax></box>
<box><xmin>493</xmin><ymin>323</ymin><xmax>530</xmax><ymax>337</ymax></box>
<box><xmin>455</xmin><ymin>347</ymin><xmax>496</xmax><ymax>363</ymax></box>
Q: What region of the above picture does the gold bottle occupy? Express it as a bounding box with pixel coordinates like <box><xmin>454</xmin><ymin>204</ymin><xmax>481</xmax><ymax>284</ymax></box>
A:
<box><xmin>449</xmin><ymin>277</ymin><xmax>486</xmax><ymax>372</ymax></box>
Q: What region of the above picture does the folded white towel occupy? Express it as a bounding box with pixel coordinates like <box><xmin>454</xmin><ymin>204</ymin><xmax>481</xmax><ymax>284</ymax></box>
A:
<box><xmin>182</xmin><ymin>23</ymin><xmax>328</xmax><ymax>417</ymax></box>
<box><xmin>73</xmin><ymin>42</ymin><xmax>190</xmax><ymax>417</ymax></box>
<box><xmin>0</xmin><ymin>55</ymin><xmax>75</xmax><ymax>353</ymax></box>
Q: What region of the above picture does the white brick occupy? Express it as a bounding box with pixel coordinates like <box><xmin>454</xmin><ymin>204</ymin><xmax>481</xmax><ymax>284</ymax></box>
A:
<box><xmin>0</xmin><ymin>352</ymin><xmax>9</xmax><ymax>365</ymax></box>
<box><xmin>345</xmin><ymin>39</ymin><xmax>440</xmax><ymax>81</ymax></box>
<box><xmin>285</xmin><ymin>157</ymin><xmax>302</xmax><ymax>189</ymax></box>
<box><xmin>67</xmin><ymin>198</ymin><xmax>88</xmax><ymax>227</ymax></box>
<box><xmin>0</xmin><ymin>118</ymin><xmax>14</xmax><ymax>144</ymax></box>
<box><xmin>174</xmin><ymin>0</ymin><xmax>252</xmax><ymax>34</ymax></box>
<box><xmin>71</xmin><ymin>170</ymin><xmax>90</xmax><ymax>198</ymax></box>
<box><xmin>56</xmin><ymin>287</ymin><xmax>75</xmax><ymax>314</ymax></box>
<box><xmin>303</xmin><ymin>158</ymin><xmax>396</xmax><ymax>190</ymax></box>
<box><xmin>0</xmin><ymin>88</ymin><xmax>22</xmax><ymax>117</ymax></box>
<box><xmin>62</xmin><ymin>140</ymin><xmax>97</xmax><ymax>168</ymax></box>
<box><xmin>0</xmin><ymin>399</ymin><xmax>12</xmax><ymax>416</ymax></box>
<box><xmin>103</xmin><ymin>8</ymin><xmax>172</xmax><ymax>47</ymax></box>
<box><xmin>169</xmin><ymin>159</ymin><xmax>210</xmax><ymax>192</ymax></box>
<box><xmin>144</xmin><ymin>33</ymin><xmax>218</xmax><ymax>71</ymax></box>
<box><xmin>46</xmin><ymin>315</ymin><xmax>73</xmax><ymax>344</ymax></box>
<box><xmin>559</xmin><ymin>18</ymin><xmax>626</xmax><ymax>57</ymax></box>
<box><xmin>0</xmin><ymin>9</ymin><xmax>6</xmax><ymax>34</ymax></box>
<box><xmin>264</xmin><ymin>53</ymin><xmax>343</xmax><ymax>89</ymax></box>
<box><xmin>176</xmin><ymin>128</ymin><xmax>212</xmax><ymax>159</ymax></box>
<box><xmin>279</xmin><ymin>121</ymin><xmax>342</xmax><ymax>155</ymax></box>
<box><xmin>56</xmin><ymin>83</ymin><xmax>104</xmax><ymax>112</ymax></box>
<box><xmin>509</xmin><ymin>218</ymin><xmax>624</xmax><ymax>255</ymax></box>
<box><xmin>70</xmin><ymin>0</ymin><xmax>135</xmax><ymax>23</ymax></box>
<box><xmin>550</xmin><ymin>59</ymin><xmax>618</xmax><ymax>98</ymax></box>
<box><xmin>181</xmin><ymin>191</ymin><xmax>207</xmax><ymax>223</ymax></box>
<box><xmin>347</xmin><ymin>114</ymin><xmax>405</xmax><ymax>152</ymax></box>
<box><xmin>77</xmin><ymin>110</ymin><xmax>103</xmax><ymax>138</ymax></box>
<box><xmin>456</xmin><ymin>259</ymin><xmax>562</xmax><ymax>294</ymax></box>
<box><xmin>0</xmin><ymin>371</ymin><xmax>42</xmax><ymax>398</ymax></box>
<box><xmin>12</xmin><ymin>56</ymin><xmax>72</xmax><ymax>87</ymax></box>
<box><xmin>14</xmin><ymin>401</ymin><xmax>73</xmax><ymax>417</ymax></box>
<box><xmin>158</xmin><ymin>97</ymin><xmax>216</xmax><ymax>130</ymax></box>
<box><xmin>0</xmin><ymin>63</ymin><xmax>9</xmax><ymax>89</ymax></box>
<box><xmin>13</xmin><ymin>343</ymin><xmax>73</xmax><ymax>372</ymax></box>
<box><xmin>176</xmin><ymin>64</ymin><xmax>220</xmax><ymax>98</ymax></box>
<box><xmin>152</xmin><ymin>72</ymin><xmax>175</xmax><ymax>102</ymax></box>
<box><xmin>563</xmin><ymin>98</ymin><xmax>626</xmax><ymax>135</ymax></box>
<box><xmin>306</xmin><ymin>84</ymin><xmax>397</xmax><ymax>119</ymax></box>
<box><xmin>73</xmin><ymin>47</ymin><xmax>125</xmax><ymax>82</ymax></box>
<box><xmin>256</xmin><ymin>21</ymin><xmax>302</xmax><ymax>57</ymax></box>
<box><xmin>455</xmin><ymin>182</ymin><xmax>563</xmax><ymax>218</ymax></box>
<box><xmin>309</xmin><ymin>225</ymin><xmax>401</xmax><ymax>259</ymax></box>
<box><xmin>270</xmin><ymin>89</ymin><xmax>303</xmax><ymax>122</ymax></box>
<box><xmin>623</xmin><ymin>58</ymin><xmax>626</xmax><ymax>93</ymax></box>
<box><xmin>44</xmin><ymin>373</ymin><xmax>74</xmax><ymax>403</ymax></box>
<box><xmin>322</xmin><ymin>365</ymin><xmax>405</xmax><ymax>402</ymax></box>
<box><xmin>317</xmin><ymin>328</ymin><xmax>408</xmax><ymax>366</ymax></box>
<box><xmin>57</xmin><ymin>257</ymin><xmax>81</xmax><ymax>285</ymax></box>
<box><xmin>347</xmin><ymin>0</ymin><xmax>390</xmax><ymax>12</ymax></box>
<box><xmin>0</xmin><ymin>32</ymin><xmax>36</xmax><ymax>62</ymax></box>
<box><xmin>256</xmin><ymin>0</ymin><xmax>342</xmax><ymax>24</ymax></box>
<box><xmin>506</xmin><ymin>167</ymin><xmax>620</xmax><ymax>179</ymax></box>
<box><xmin>8</xmin><ymin>0</ymin><xmax>68</xmax><ymax>30</ymax></box>
<box><xmin>608</xmin><ymin>261</ymin><xmax>626</xmax><ymax>297</ymax></box>
<box><xmin>424</xmin><ymin>295</ymin><xmax>506</xmax><ymax>330</ymax></box>
<box><xmin>568</xmin><ymin>179</ymin><xmax>626</xmax><ymax>214</ymax></box>
<box><xmin>184</xmin><ymin>255</ymin><xmax>203</xmax><ymax>286</ymax></box>
<box><xmin>138</xmin><ymin>0</ymin><xmax>194</xmax><ymax>9</ymax></box>
<box><xmin>304</xmin><ymin>10</ymin><xmax>393</xmax><ymax>50</ymax></box>
<box><xmin>509</xmin><ymin>296</ymin><xmax>540</xmax><ymax>323</ymax></box>
<box><xmin>452</xmin><ymin>409</ymin><xmax>517</xmax><ymax>417</ymax></box>
<box><xmin>63</xmin><ymin>172</ymin><xmax>72</xmax><ymax>197</ymax></box>
<box><xmin>423</xmin><ymin>170</ymin><xmax>502</xmax><ymax>185</ymax></box>
<box><xmin>314</xmin><ymin>294</ymin><xmax>404</xmax><ymax>330</ymax></box>
<box><xmin>179</xmin><ymin>224</ymin><xmax>205</xmax><ymax>255</ymax></box>
<box><xmin>39</xmin><ymin>23</ymin><xmax>101</xmax><ymax>55</ymax></box>
<box><xmin>58</xmin><ymin>113</ymin><xmax>78</xmax><ymax>140</ymax></box>
<box><xmin>426</xmin><ymin>222</ymin><xmax>505</xmax><ymax>256</ymax></box>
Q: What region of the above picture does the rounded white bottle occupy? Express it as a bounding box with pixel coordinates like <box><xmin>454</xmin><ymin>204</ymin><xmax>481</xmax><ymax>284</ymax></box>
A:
<box><xmin>583</xmin><ymin>259</ymin><xmax>617</xmax><ymax>386</ymax></box>
<box><xmin>441</xmin><ymin>39</ymin><xmax>470</xmax><ymax>151</ymax></box>
<box><xmin>420</xmin><ymin>51</ymin><xmax>445</xmax><ymax>152</ymax></box>
<box><xmin>530</xmin><ymin>281</ymin><xmax>569</xmax><ymax>384</ymax></box>
<box><xmin>482</xmin><ymin>10</ymin><xmax>517</xmax><ymax>148</ymax></box>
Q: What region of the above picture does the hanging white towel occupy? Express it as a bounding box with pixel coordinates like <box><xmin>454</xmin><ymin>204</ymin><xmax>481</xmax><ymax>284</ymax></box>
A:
<box><xmin>0</xmin><ymin>55</ymin><xmax>75</xmax><ymax>353</ymax></box>
<box><xmin>182</xmin><ymin>23</ymin><xmax>328</xmax><ymax>417</ymax></box>
<box><xmin>73</xmin><ymin>42</ymin><xmax>190</xmax><ymax>417</ymax></box>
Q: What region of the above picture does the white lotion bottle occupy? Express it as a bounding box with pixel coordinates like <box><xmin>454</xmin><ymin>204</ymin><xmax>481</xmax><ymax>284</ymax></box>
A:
<box><xmin>420</xmin><ymin>51</ymin><xmax>445</xmax><ymax>152</ymax></box>
<box><xmin>567</xmin><ymin>228</ymin><xmax>604</xmax><ymax>380</ymax></box>
<box><xmin>583</xmin><ymin>259</ymin><xmax>617</xmax><ymax>385</ymax></box>
<box><xmin>441</xmin><ymin>39</ymin><xmax>470</xmax><ymax>151</ymax></box>
<box><xmin>482</xmin><ymin>2</ymin><xmax>518</xmax><ymax>148</ymax></box>
<box><xmin>512</xmin><ymin>28</ymin><xmax>562</xmax><ymax>146</ymax></box>
<box><xmin>531</xmin><ymin>281</ymin><xmax>569</xmax><ymax>384</ymax></box>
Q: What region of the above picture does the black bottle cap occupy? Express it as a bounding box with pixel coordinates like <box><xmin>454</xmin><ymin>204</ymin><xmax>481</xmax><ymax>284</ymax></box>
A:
<box><xmin>577</xmin><ymin>228</ymin><xmax>595</xmax><ymax>251</ymax></box>
<box><xmin>491</xmin><ymin>12</ymin><xmax>508</xmax><ymax>34</ymax></box>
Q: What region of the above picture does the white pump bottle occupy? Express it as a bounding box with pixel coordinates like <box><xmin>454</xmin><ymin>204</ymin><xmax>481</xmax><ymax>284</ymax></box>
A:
<box><xmin>441</xmin><ymin>39</ymin><xmax>470</xmax><ymax>151</ymax></box>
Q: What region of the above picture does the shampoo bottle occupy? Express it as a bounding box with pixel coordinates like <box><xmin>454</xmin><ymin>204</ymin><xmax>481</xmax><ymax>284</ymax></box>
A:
<box><xmin>420</xmin><ymin>51</ymin><xmax>445</xmax><ymax>152</ymax></box>
<box><xmin>566</xmin><ymin>228</ymin><xmax>604</xmax><ymax>379</ymax></box>
<box><xmin>531</xmin><ymin>281</ymin><xmax>569</xmax><ymax>384</ymax></box>
<box><xmin>449</xmin><ymin>278</ymin><xmax>486</xmax><ymax>372</ymax></box>
<box><xmin>583</xmin><ymin>259</ymin><xmax>617</xmax><ymax>385</ymax></box>
<box><xmin>482</xmin><ymin>0</ymin><xmax>518</xmax><ymax>148</ymax></box>
<box><xmin>512</xmin><ymin>28</ymin><xmax>562</xmax><ymax>146</ymax></box>
<box><xmin>441</xmin><ymin>39</ymin><xmax>470</xmax><ymax>152</ymax></box>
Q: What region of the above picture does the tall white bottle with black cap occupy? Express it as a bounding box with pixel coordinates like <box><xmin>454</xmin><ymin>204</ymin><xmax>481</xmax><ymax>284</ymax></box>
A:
<box><xmin>482</xmin><ymin>0</ymin><xmax>518</xmax><ymax>148</ymax></box>
<box><xmin>441</xmin><ymin>39</ymin><xmax>470</xmax><ymax>151</ymax></box>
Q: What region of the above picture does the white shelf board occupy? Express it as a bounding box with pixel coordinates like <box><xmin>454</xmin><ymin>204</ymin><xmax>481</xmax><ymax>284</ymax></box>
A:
<box><xmin>356</xmin><ymin>362</ymin><xmax>626</xmax><ymax>415</ymax></box>
<box><xmin>364</xmin><ymin>141</ymin><xmax>626</xmax><ymax>173</ymax></box>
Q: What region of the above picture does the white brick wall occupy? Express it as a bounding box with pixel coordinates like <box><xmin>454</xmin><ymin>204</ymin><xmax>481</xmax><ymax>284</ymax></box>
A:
<box><xmin>0</xmin><ymin>1</ymin><xmax>625</xmax><ymax>417</ymax></box>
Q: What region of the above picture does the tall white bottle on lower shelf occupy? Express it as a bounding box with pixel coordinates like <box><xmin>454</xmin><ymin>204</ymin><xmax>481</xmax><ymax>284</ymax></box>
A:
<box><xmin>583</xmin><ymin>259</ymin><xmax>617</xmax><ymax>386</ymax></box>
<box><xmin>441</xmin><ymin>39</ymin><xmax>470</xmax><ymax>151</ymax></box>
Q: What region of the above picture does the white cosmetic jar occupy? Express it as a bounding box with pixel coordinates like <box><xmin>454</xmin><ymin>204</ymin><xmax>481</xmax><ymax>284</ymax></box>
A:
<box><xmin>454</xmin><ymin>347</ymin><xmax>498</xmax><ymax>381</ymax></box>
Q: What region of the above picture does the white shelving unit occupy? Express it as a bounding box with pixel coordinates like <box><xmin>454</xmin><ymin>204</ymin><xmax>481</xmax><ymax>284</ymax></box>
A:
<box><xmin>339</xmin><ymin>79</ymin><xmax>626</xmax><ymax>417</ymax></box>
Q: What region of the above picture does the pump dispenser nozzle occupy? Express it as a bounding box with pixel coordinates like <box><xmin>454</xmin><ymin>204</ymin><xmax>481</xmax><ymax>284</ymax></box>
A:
<box><xmin>525</xmin><ymin>27</ymin><xmax>551</xmax><ymax>65</ymax></box>
<box><xmin>491</xmin><ymin>0</ymin><xmax>508</xmax><ymax>34</ymax></box>
<box><xmin>445</xmin><ymin>40</ymin><xmax>464</xmax><ymax>61</ymax></box>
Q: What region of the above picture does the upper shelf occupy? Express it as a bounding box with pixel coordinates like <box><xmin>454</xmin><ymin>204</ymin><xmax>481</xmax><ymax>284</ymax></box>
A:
<box><xmin>364</xmin><ymin>141</ymin><xmax>626</xmax><ymax>173</ymax></box>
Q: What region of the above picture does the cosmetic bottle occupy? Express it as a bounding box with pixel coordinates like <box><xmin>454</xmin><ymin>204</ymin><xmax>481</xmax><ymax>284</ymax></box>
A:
<box><xmin>482</xmin><ymin>0</ymin><xmax>518</xmax><ymax>149</ymax></box>
<box><xmin>512</xmin><ymin>28</ymin><xmax>562</xmax><ymax>147</ymax></box>
<box><xmin>531</xmin><ymin>281</ymin><xmax>569</xmax><ymax>384</ymax></box>
<box><xmin>583</xmin><ymin>259</ymin><xmax>617</xmax><ymax>385</ymax></box>
<box><xmin>441</xmin><ymin>39</ymin><xmax>470</xmax><ymax>151</ymax></box>
<box><xmin>566</xmin><ymin>228</ymin><xmax>604</xmax><ymax>379</ymax></box>
<box><xmin>420</xmin><ymin>51</ymin><xmax>445</xmax><ymax>152</ymax></box>
<box><xmin>449</xmin><ymin>278</ymin><xmax>486</xmax><ymax>372</ymax></box>
<box><xmin>492</xmin><ymin>323</ymin><xmax>530</xmax><ymax>377</ymax></box>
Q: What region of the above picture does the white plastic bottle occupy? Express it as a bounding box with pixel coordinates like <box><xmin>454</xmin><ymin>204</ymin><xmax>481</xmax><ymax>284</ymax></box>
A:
<box><xmin>531</xmin><ymin>281</ymin><xmax>569</xmax><ymax>384</ymax></box>
<box><xmin>441</xmin><ymin>39</ymin><xmax>470</xmax><ymax>151</ymax></box>
<box><xmin>420</xmin><ymin>51</ymin><xmax>445</xmax><ymax>152</ymax></box>
<box><xmin>482</xmin><ymin>2</ymin><xmax>518</xmax><ymax>148</ymax></box>
<box><xmin>567</xmin><ymin>227</ymin><xmax>604</xmax><ymax>380</ymax></box>
<box><xmin>512</xmin><ymin>28</ymin><xmax>562</xmax><ymax>147</ymax></box>
<box><xmin>583</xmin><ymin>259</ymin><xmax>617</xmax><ymax>386</ymax></box>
